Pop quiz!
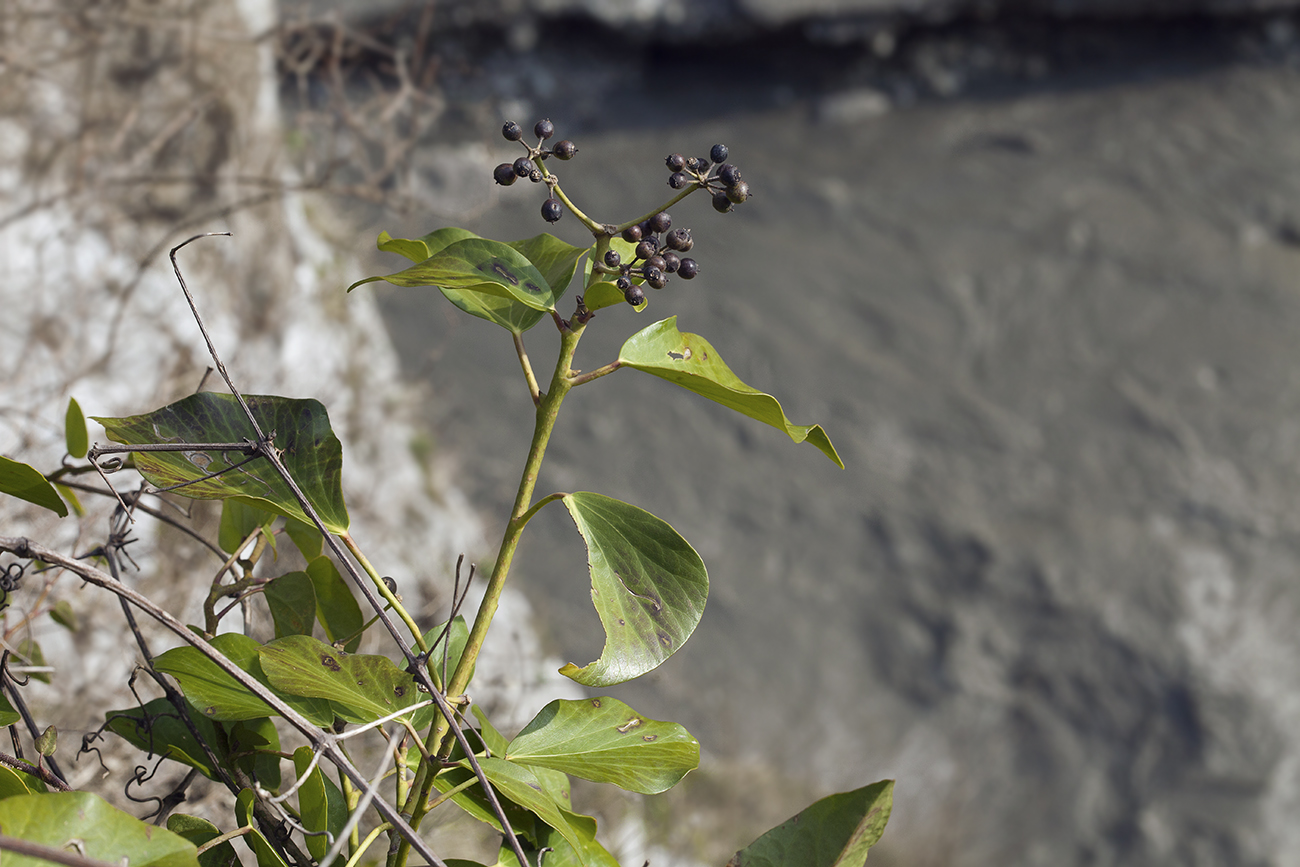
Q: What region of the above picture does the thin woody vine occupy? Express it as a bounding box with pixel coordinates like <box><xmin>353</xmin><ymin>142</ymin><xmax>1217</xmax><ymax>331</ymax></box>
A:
<box><xmin>0</xmin><ymin>118</ymin><xmax>893</xmax><ymax>867</ymax></box>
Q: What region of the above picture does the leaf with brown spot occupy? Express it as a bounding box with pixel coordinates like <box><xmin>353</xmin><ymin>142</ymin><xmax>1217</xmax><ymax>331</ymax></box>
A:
<box><xmin>258</xmin><ymin>635</ymin><xmax>427</xmax><ymax>725</ymax></box>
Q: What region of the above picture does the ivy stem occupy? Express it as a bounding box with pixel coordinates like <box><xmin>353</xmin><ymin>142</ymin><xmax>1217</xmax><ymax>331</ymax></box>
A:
<box><xmin>339</xmin><ymin>533</ymin><xmax>429</xmax><ymax>655</ymax></box>
<box><xmin>394</xmin><ymin>318</ymin><xmax>587</xmax><ymax>866</ymax></box>
<box><xmin>513</xmin><ymin>332</ymin><xmax>542</xmax><ymax>406</ymax></box>
<box><xmin>568</xmin><ymin>359</ymin><xmax>622</xmax><ymax>387</ymax></box>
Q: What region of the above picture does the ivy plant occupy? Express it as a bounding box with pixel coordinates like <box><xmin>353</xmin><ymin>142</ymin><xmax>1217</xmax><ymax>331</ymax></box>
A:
<box><xmin>0</xmin><ymin>119</ymin><xmax>891</xmax><ymax>867</ymax></box>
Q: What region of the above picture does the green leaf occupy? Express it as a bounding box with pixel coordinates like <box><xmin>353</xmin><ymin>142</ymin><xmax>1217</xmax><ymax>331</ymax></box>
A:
<box><xmin>0</xmin><ymin>792</ymin><xmax>197</xmax><ymax>867</ymax></box>
<box><xmin>619</xmin><ymin>317</ymin><xmax>844</xmax><ymax>468</ymax></box>
<box><xmin>506</xmin><ymin>697</ymin><xmax>698</xmax><ymax>795</ymax></box>
<box><xmin>258</xmin><ymin>635</ymin><xmax>427</xmax><ymax>726</ymax></box>
<box><xmin>351</xmin><ymin>237</ymin><xmax>556</xmax><ymax>315</ymax></box>
<box><xmin>306</xmin><ymin>556</ymin><xmax>363</xmax><ymax>652</ymax></box>
<box><xmin>219</xmin><ymin>499</ymin><xmax>277</xmax><ymax>556</ymax></box>
<box><xmin>53</xmin><ymin>483</ymin><xmax>84</xmax><ymax>517</ymax></box>
<box><xmin>13</xmin><ymin>640</ymin><xmax>49</xmax><ymax>685</ymax></box>
<box><xmin>0</xmin><ymin>692</ymin><xmax>21</xmax><ymax>727</ymax></box>
<box><xmin>49</xmin><ymin>599</ymin><xmax>77</xmax><ymax>632</ymax></box>
<box><xmin>431</xmin><ymin>765</ymin><xmax>538</xmax><ymax>843</ymax></box>
<box><xmin>153</xmin><ymin>633</ymin><xmax>334</xmax><ymax>727</ymax></box>
<box><xmin>471</xmin><ymin>758</ymin><xmax>597</xmax><ymax>865</ymax></box>
<box><xmin>0</xmin><ymin>764</ymin><xmax>41</xmax><ymax>799</ymax></box>
<box><xmin>168</xmin><ymin>813</ymin><xmax>239</xmax><ymax>867</ymax></box>
<box><xmin>499</xmin><ymin>817</ymin><xmax>621</xmax><ymax>867</ymax></box>
<box><xmin>284</xmin><ymin>516</ymin><xmax>323</xmax><ymax>559</ymax></box>
<box><xmin>471</xmin><ymin>705</ymin><xmax>509</xmax><ymax>757</ymax></box>
<box><xmin>93</xmin><ymin>393</ymin><xmax>350</xmax><ymax>533</ymax></box>
<box><xmin>265</xmin><ymin>571</ymin><xmax>317</xmax><ymax>639</ymax></box>
<box><xmin>0</xmin><ymin>456</ymin><xmax>67</xmax><ymax>517</ymax></box>
<box><xmin>423</xmin><ymin>615</ymin><xmax>474</xmax><ymax>693</ymax></box>
<box><xmin>292</xmin><ymin>746</ymin><xmax>348</xmax><ymax>862</ymax></box>
<box><xmin>65</xmin><ymin>397</ymin><xmax>88</xmax><ymax>459</ymax></box>
<box><xmin>557</xmin><ymin>492</ymin><xmax>708</xmax><ymax>687</ymax></box>
<box><xmin>105</xmin><ymin>697</ymin><xmax>223</xmax><ymax>780</ymax></box>
<box><xmin>229</xmin><ymin>718</ymin><xmax>281</xmax><ymax>789</ymax></box>
<box><xmin>581</xmin><ymin>238</ymin><xmax>647</xmax><ymax>312</ymax></box>
<box><xmin>726</xmin><ymin>781</ymin><xmax>894</xmax><ymax>867</ymax></box>
<box><xmin>235</xmin><ymin>789</ymin><xmax>291</xmax><ymax>867</ymax></box>
<box><xmin>367</xmin><ymin>229</ymin><xmax>584</xmax><ymax>334</ymax></box>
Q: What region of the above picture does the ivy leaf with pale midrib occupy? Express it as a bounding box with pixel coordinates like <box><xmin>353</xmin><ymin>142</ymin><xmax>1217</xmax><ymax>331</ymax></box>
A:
<box><xmin>368</xmin><ymin>228</ymin><xmax>585</xmax><ymax>333</ymax></box>
<box><xmin>557</xmin><ymin>492</ymin><xmax>707</xmax><ymax>687</ymax></box>
<box><xmin>93</xmin><ymin>393</ymin><xmax>349</xmax><ymax>534</ymax></box>
<box><xmin>506</xmin><ymin>697</ymin><xmax>699</xmax><ymax>794</ymax></box>
<box><xmin>619</xmin><ymin>316</ymin><xmax>844</xmax><ymax>468</ymax></box>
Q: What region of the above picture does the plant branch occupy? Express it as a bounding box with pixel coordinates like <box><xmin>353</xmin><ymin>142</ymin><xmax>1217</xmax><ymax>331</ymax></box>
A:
<box><xmin>513</xmin><ymin>331</ymin><xmax>542</xmax><ymax>406</ymax></box>
<box><xmin>567</xmin><ymin>360</ymin><xmax>622</xmax><ymax>387</ymax></box>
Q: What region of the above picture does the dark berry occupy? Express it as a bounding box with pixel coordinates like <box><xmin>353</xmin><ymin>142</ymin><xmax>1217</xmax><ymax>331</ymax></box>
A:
<box><xmin>668</xmin><ymin>172</ymin><xmax>690</xmax><ymax>190</ymax></box>
<box><xmin>634</xmin><ymin>238</ymin><xmax>659</xmax><ymax>260</ymax></box>
<box><xmin>553</xmin><ymin>140</ymin><xmax>578</xmax><ymax>160</ymax></box>
<box><xmin>648</xmin><ymin>212</ymin><xmax>672</xmax><ymax>233</ymax></box>
<box><xmin>528</xmin><ymin>169</ymin><xmax>543</xmax><ymax>183</ymax></box>
<box><xmin>678</xmin><ymin>258</ymin><xmax>699</xmax><ymax>279</ymax></box>
<box><xmin>621</xmin><ymin>224</ymin><xmax>643</xmax><ymax>243</ymax></box>
<box><xmin>718</xmin><ymin>164</ymin><xmax>742</xmax><ymax>187</ymax></box>
<box><xmin>697</xmin><ymin>156</ymin><xmax>712</xmax><ymax>171</ymax></box>
<box><xmin>541</xmin><ymin>197</ymin><xmax>563</xmax><ymax>223</ymax></box>
<box><xmin>616</xmin><ymin>275</ymin><xmax>632</xmax><ymax>291</ymax></box>
<box><xmin>646</xmin><ymin>254</ymin><xmax>666</xmax><ymax>272</ymax></box>
<box><xmin>513</xmin><ymin>157</ymin><xmax>534</xmax><ymax>177</ymax></box>
<box><xmin>604</xmin><ymin>250</ymin><xmax>622</xmax><ymax>268</ymax></box>
<box><xmin>666</xmin><ymin>227</ymin><xmax>693</xmax><ymax>252</ymax></box>
<box><xmin>710</xmin><ymin>143</ymin><xmax>729</xmax><ymax>164</ymax></box>
<box><xmin>662</xmin><ymin>251</ymin><xmax>681</xmax><ymax>272</ymax></box>
<box><xmin>643</xmin><ymin>266</ymin><xmax>666</xmax><ymax>289</ymax></box>
<box><xmin>712</xmin><ymin>191</ymin><xmax>733</xmax><ymax>213</ymax></box>
<box><xmin>502</xmin><ymin>121</ymin><xmax>523</xmax><ymax>141</ymax></box>
<box><xmin>666</xmin><ymin>153</ymin><xmax>687</xmax><ymax>172</ymax></box>
<box><xmin>534</xmin><ymin>119</ymin><xmax>555</xmax><ymax>140</ymax></box>
<box><xmin>493</xmin><ymin>163</ymin><xmax>517</xmax><ymax>186</ymax></box>
<box><xmin>625</xmin><ymin>284</ymin><xmax>646</xmax><ymax>306</ymax></box>
<box><xmin>686</xmin><ymin>156</ymin><xmax>706</xmax><ymax>172</ymax></box>
<box><xmin>726</xmin><ymin>180</ymin><xmax>750</xmax><ymax>204</ymax></box>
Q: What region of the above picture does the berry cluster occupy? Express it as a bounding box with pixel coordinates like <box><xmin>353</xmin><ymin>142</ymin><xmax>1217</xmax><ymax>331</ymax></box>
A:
<box><xmin>603</xmin><ymin>211</ymin><xmax>699</xmax><ymax>306</ymax></box>
<box><xmin>666</xmin><ymin>143</ymin><xmax>750</xmax><ymax>213</ymax></box>
<box><xmin>492</xmin><ymin>119</ymin><xmax>578</xmax><ymax>224</ymax></box>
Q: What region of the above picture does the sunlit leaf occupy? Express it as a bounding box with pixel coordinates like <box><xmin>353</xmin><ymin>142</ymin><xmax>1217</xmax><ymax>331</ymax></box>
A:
<box><xmin>258</xmin><ymin>635</ymin><xmax>427</xmax><ymax>725</ymax></box>
<box><xmin>349</xmin><ymin>237</ymin><xmax>556</xmax><ymax>314</ymax></box>
<box><xmin>498</xmin><ymin>817</ymin><xmax>621</xmax><ymax>867</ymax></box>
<box><xmin>619</xmin><ymin>317</ymin><xmax>843</xmax><ymax>468</ymax></box>
<box><xmin>94</xmin><ymin>393</ymin><xmax>350</xmax><ymax>533</ymax></box>
<box><xmin>506</xmin><ymin>697</ymin><xmax>698</xmax><ymax>794</ymax></box>
<box><xmin>0</xmin><ymin>763</ymin><xmax>42</xmax><ymax>799</ymax></box>
<box><xmin>726</xmin><ymin>781</ymin><xmax>894</xmax><ymax>867</ymax></box>
<box><xmin>65</xmin><ymin>397</ymin><xmax>88</xmax><ymax>459</ymax></box>
<box><xmin>154</xmin><ymin>633</ymin><xmax>334</xmax><ymax>727</ymax></box>
<box><xmin>472</xmin><ymin>704</ymin><xmax>509</xmax><ymax>757</ymax></box>
<box><xmin>54</xmin><ymin>483</ymin><xmax>84</xmax><ymax>517</ymax></box>
<box><xmin>306</xmin><ymin>555</ymin><xmax>363</xmax><ymax>652</ymax></box>
<box><xmin>0</xmin><ymin>792</ymin><xmax>197</xmax><ymax>867</ymax></box>
<box><xmin>265</xmin><ymin>571</ymin><xmax>316</xmax><ymax>639</ymax></box>
<box><xmin>470</xmin><ymin>758</ymin><xmax>596</xmax><ymax>864</ymax></box>
<box><xmin>556</xmin><ymin>492</ymin><xmax>707</xmax><ymax>687</ymax></box>
<box><xmin>292</xmin><ymin>746</ymin><xmax>347</xmax><ymax>862</ymax></box>
<box><xmin>0</xmin><ymin>456</ymin><xmax>67</xmax><ymax>518</ymax></box>
<box><xmin>168</xmin><ymin>813</ymin><xmax>238</xmax><ymax>867</ymax></box>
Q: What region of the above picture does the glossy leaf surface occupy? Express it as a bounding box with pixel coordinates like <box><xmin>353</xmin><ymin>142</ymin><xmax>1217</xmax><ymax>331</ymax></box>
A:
<box><xmin>0</xmin><ymin>456</ymin><xmax>67</xmax><ymax>517</ymax></box>
<box><xmin>726</xmin><ymin>780</ymin><xmax>894</xmax><ymax>867</ymax></box>
<box><xmin>558</xmin><ymin>492</ymin><xmax>707</xmax><ymax>687</ymax></box>
<box><xmin>0</xmin><ymin>764</ymin><xmax>42</xmax><ymax>799</ymax></box>
<box><xmin>506</xmin><ymin>697</ymin><xmax>698</xmax><ymax>794</ymax></box>
<box><xmin>472</xmin><ymin>757</ymin><xmax>595</xmax><ymax>864</ymax></box>
<box><xmin>154</xmin><ymin>633</ymin><xmax>334</xmax><ymax>726</ymax></box>
<box><xmin>619</xmin><ymin>317</ymin><xmax>843</xmax><ymax>467</ymax></box>
<box><xmin>350</xmin><ymin>236</ymin><xmax>556</xmax><ymax>314</ymax></box>
<box><xmin>258</xmin><ymin>635</ymin><xmax>426</xmax><ymax>725</ymax></box>
<box><xmin>94</xmin><ymin>393</ymin><xmax>349</xmax><ymax>532</ymax></box>
<box><xmin>0</xmin><ymin>792</ymin><xmax>197</xmax><ymax>867</ymax></box>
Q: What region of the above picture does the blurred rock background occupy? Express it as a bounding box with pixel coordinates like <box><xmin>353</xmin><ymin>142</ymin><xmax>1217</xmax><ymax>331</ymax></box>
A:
<box><xmin>4</xmin><ymin>1</ymin><xmax>1300</xmax><ymax>866</ymax></box>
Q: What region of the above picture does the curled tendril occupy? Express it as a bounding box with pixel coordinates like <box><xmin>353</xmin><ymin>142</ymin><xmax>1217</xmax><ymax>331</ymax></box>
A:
<box><xmin>1</xmin><ymin>650</ymin><xmax>29</xmax><ymax>688</ymax></box>
<box><xmin>78</xmin><ymin>731</ymin><xmax>110</xmax><ymax>774</ymax></box>
<box><xmin>124</xmin><ymin>754</ymin><xmax>167</xmax><ymax>817</ymax></box>
<box><xmin>0</xmin><ymin>562</ymin><xmax>24</xmax><ymax>613</ymax></box>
